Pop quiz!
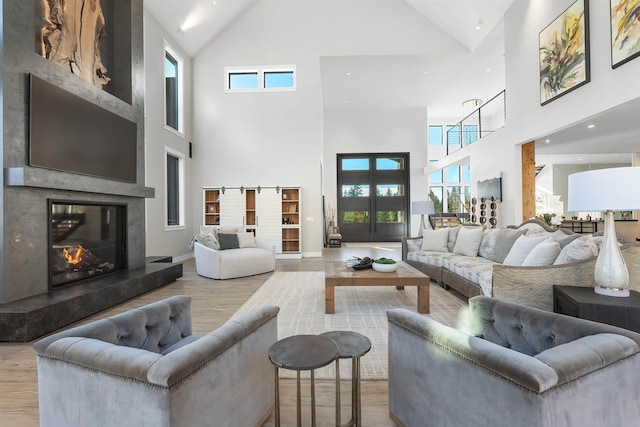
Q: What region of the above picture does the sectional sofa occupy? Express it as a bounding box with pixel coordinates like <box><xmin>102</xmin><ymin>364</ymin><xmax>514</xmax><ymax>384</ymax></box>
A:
<box><xmin>402</xmin><ymin>219</ymin><xmax>640</xmax><ymax>311</ymax></box>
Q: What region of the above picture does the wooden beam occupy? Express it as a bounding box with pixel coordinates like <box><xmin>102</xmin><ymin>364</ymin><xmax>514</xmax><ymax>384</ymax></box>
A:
<box><xmin>521</xmin><ymin>141</ymin><xmax>536</xmax><ymax>221</ymax></box>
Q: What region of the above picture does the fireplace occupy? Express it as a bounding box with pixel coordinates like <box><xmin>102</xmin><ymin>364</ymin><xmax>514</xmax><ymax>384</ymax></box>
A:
<box><xmin>49</xmin><ymin>200</ymin><xmax>127</xmax><ymax>289</ymax></box>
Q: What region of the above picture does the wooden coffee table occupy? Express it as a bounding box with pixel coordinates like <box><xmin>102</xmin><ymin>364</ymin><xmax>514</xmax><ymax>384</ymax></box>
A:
<box><xmin>324</xmin><ymin>261</ymin><xmax>430</xmax><ymax>314</ymax></box>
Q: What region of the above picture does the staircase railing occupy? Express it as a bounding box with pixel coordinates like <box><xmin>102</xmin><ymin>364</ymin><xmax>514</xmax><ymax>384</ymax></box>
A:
<box><xmin>446</xmin><ymin>90</ymin><xmax>506</xmax><ymax>156</ymax></box>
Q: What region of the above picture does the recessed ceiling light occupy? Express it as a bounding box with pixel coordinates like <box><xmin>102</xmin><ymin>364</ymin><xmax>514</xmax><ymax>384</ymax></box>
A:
<box><xmin>346</xmin><ymin>72</ymin><xmax>351</xmax><ymax>76</ymax></box>
<box><xmin>344</xmin><ymin>100</ymin><xmax>348</xmax><ymax>104</ymax></box>
<box><xmin>545</xmin><ymin>139</ymin><xmax>550</xmax><ymax>143</ymax></box>
<box><xmin>588</xmin><ymin>124</ymin><xmax>595</xmax><ymax>128</ymax></box>
<box><xmin>476</xmin><ymin>20</ymin><xmax>483</xmax><ymax>30</ymax></box>
<box><xmin>486</xmin><ymin>68</ymin><xmax>491</xmax><ymax>72</ymax></box>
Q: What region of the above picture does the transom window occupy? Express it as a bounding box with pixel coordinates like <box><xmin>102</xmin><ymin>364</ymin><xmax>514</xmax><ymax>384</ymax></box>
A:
<box><xmin>226</xmin><ymin>66</ymin><xmax>296</xmax><ymax>92</ymax></box>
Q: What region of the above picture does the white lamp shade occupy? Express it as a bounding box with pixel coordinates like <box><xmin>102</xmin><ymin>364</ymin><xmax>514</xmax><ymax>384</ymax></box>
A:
<box><xmin>568</xmin><ymin>166</ymin><xmax>640</xmax><ymax>212</ymax></box>
<box><xmin>412</xmin><ymin>200</ymin><xmax>435</xmax><ymax>215</ymax></box>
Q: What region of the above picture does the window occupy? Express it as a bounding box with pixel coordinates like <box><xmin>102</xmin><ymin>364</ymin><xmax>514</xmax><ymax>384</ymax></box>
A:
<box><xmin>225</xmin><ymin>66</ymin><xmax>296</xmax><ymax>92</ymax></box>
<box><xmin>446</xmin><ymin>125</ymin><xmax>460</xmax><ymax>145</ymax></box>
<box><xmin>342</xmin><ymin>211</ymin><xmax>370</xmax><ymax>223</ymax></box>
<box><xmin>341</xmin><ymin>158</ymin><xmax>369</xmax><ymax>170</ymax></box>
<box><xmin>229</xmin><ymin>72</ymin><xmax>259</xmax><ymax>90</ymax></box>
<box><xmin>376</xmin><ymin>184</ymin><xmax>404</xmax><ymax>196</ymax></box>
<box><xmin>376</xmin><ymin>157</ymin><xmax>404</xmax><ymax>170</ymax></box>
<box><xmin>446</xmin><ymin>166</ymin><xmax>460</xmax><ymax>183</ymax></box>
<box><xmin>429</xmin><ymin>160</ymin><xmax>442</xmax><ymax>184</ymax></box>
<box><xmin>429</xmin><ymin>125</ymin><xmax>443</xmax><ymax>145</ymax></box>
<box><xmin>342</xmin><ymin>184</ymin><xmax>370</xmax><ymax>197</ymax></box>
<box><xmin>264</xmin><ymin>71</ymin><xmax>294</xmax><ymax>89</ymax></box>
<box><xmin>165</xmin><ymin>148</ymin><xmax>185</xmax><ymax>228</ymax></box>
<box><xmin>164</xmin><ymin>43</ymin><xmax>183</xmax><ymax>134</ymax></box>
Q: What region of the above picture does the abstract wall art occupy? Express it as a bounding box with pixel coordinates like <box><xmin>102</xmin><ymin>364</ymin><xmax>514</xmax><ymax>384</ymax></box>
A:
<box><xmin>611</xmin><ymin>0</ymin><xmax>640</xmax><ymax>68</ymax></box>
<box><xmin>539</xmin><ymin>0</ymin><xmax>590</xmax><ymax>105</ymax></box>
<box><xmin>39</xmin><ymin>0</ymin><xmax>111</xmax><ymax>89</ymax></box>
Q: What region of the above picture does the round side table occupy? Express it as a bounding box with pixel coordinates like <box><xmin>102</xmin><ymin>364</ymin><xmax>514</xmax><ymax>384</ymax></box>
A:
<box><xmin>268</xmin><ymin>334</ymin><xmax>340</xmax><ymax>427</ymax></box>
<box><xmin>320</xmin><ymin>331</ymin><xmax>372</xmax><ymax>427</ymax></box>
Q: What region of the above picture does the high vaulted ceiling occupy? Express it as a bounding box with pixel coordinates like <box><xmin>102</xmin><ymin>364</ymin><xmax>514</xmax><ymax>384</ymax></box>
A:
<box><xmin>144</xmin><ymin>0</ymin><xmax>640</xmax><ymax>162</ymax></box>
<box><xmin>144</xmin><ymin>0</ymin><xmax>514</xmax><ymax>119</ymax></box>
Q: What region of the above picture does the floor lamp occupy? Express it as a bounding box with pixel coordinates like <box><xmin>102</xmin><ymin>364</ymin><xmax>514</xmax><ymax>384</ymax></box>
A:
<box><xmin>412</xmin><ymin>201</ymin><xmax>435</xmax><ymax>237</ymax></box>
<box><xmin>568</xmin><ymin>166</ymin><xmax>640</xmax><ymax>297</ymax></box>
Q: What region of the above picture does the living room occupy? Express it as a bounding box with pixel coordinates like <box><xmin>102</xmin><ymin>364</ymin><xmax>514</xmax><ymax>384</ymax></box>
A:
<box><xmin>2</xmin><ymin>0</ymin><xmax>640</xmax><ymax>425</ymax></box>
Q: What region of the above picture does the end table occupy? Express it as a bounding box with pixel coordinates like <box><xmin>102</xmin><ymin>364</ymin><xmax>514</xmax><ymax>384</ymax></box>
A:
<box><xmin>320</xmin><ymin>331</ymin><xmax>371</xmax><ymax>427</ymax></box>
<box><xmin>553</xmin><ymin>285</ymin><xmax>640</xmax><ymax>333</ymax></box>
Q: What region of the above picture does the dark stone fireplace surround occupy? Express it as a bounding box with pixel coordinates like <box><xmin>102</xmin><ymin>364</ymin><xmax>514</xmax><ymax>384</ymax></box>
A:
<box><xmin>0</xmin><ymin>0</ymin><xmax>182</xmax><ymax>342</ymax></box>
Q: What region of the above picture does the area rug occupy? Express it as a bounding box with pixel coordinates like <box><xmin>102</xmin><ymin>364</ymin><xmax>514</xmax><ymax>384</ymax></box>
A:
<box><xmin>233</xmin><ymin>271</ymin><xmax>469</xmax><ymax>380</ymax></box>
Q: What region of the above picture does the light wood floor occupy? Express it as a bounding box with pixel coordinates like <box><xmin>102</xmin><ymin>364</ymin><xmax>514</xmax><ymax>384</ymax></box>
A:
<box><xmin>0</xmin><ymin>244</ymin><xmax>463</xmax><ymax>427</ymax></box>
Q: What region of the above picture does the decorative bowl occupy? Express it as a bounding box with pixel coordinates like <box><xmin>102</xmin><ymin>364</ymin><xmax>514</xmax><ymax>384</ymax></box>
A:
<box><xmin>372</xmin><ymin>261</ymin><xmax>398</xmax><ymax>272</ymax></box>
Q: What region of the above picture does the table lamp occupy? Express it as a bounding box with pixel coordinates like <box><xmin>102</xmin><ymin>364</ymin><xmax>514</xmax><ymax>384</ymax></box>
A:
<box><xmin>412</xmin><ymin>200</ymin><xmax>435</xmax><ymax>237</ymax></box>
<box><xmin>568</xmin><ymin>166</ymin><xmax>640</xmax><ymax>297</ymax></box>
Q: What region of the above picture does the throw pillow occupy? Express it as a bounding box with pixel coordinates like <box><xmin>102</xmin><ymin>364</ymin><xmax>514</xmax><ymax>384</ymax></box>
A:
<box><xmin>522</xmin><ymin>238</ymin><xmax>562</xmax><ymax>266</ymax></box>
<box><xmin>420</xmin><ymin>228</ymin><xmax>450</xmax><ymax>252</ymax></box>
<box><xmin>217</xmin><ymin>233</ymin><xmax>240</xmax><ymax>250</ymax></box>
<box><xmin>553</xmin><ymin>234</ymin><xmax>598</xmax><ymax>265</ymax></box>
<box><xmin>191</xmin><ymin>232</ymin><xmax>220</xmax><ymax>250</ymax></box>
<box><xmin>478</xmin><ymin>228</ymin><xmax>501</xmax><ymax>259</ymax></box>
<box><xmin>488</xmin><ymin>228</ymin><xmax>527</xmax><ymax>263</ymax></box>
<box><xmin>503</xmin><ymin>235</ymin><xmax>548</xmax><ymax>266</ymax></box>
<box><xmin>447</xmin><ymin>226</ymin><xmax>461</xmax><ymax>252</ymax></box>
<box><xmin>452</xmin><ymin>226</ymin><xmax>484</xmax><ymax>257</ymax></box>
<box><xmin>200</xmin><ymin>225</ymin><xmax>217</xmax><ymax>235</ymax></box>
<box><xmin>237</xmin><ymin>232</ymin><xmax>257</xmax><ymax>248</ymax></box>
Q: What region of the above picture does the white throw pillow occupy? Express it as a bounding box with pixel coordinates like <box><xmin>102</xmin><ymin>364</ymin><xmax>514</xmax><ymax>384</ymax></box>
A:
<box><xmin>237</xmin><ymin>232</ymin><xmax>257</xmax><ymax>248</ymax></box>
<box><xmin>452</xmin><ymin>226</ymin><xmax>484</xmax><ymax>257</ymax></box>
<box><xmin>197</xmin><ymin>233</ymin><xmax>220</xmax><ymax>250</ymax></box>
<box><xmin>420</xmin><ymin>228</ymin><xmax>450</xmax><ymax>252</ymax></box>
<box><xmin>522</xmin><ymin>238</ymin><xmax>562</xmax><ymax>266</ymax></box>
<box><xmin>554</xmin><ymin>234</ymin><xmax>598</xmax><ymax>265</ymax></box>
<box><xmin>503</xmin><ymin>235</ymin><xmax>548</xmax><ymax>266</ymax></box>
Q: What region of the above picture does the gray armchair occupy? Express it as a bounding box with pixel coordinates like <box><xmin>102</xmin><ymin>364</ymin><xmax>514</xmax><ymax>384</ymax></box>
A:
<box><xmin>387</xmin><ymin>295</ymin><xmax>640</xmax><ymax>427</ymax></box>
<box><xmin>34</xmin><ymin>295</ymin><xmax>279</xmax><ymax>427</ymax></box>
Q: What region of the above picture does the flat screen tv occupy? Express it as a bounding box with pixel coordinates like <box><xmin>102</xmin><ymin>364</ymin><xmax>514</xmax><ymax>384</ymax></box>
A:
<box><xmin>29</xmin><ymin>74</ymin><xmax>137</xmax><ymax>183</ymax></box>
<box><xmin>477</xmin><ymin>176</ymin><xmax>502</xmax><ymax>202</ymax></box>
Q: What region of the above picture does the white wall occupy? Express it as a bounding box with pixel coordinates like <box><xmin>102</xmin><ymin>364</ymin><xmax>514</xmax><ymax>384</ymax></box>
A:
<box><xmin>429</xmin><ymin>0</ymin><xmax>640</xmax><ymax>227</ymax></box>
<box><xmin>323</xmin><ymin>108</ymin><xmax>429</xmax><ymax>237</ymax></box>
<box><xmin>143</xmin><ymin>11</ymin><xmax>194</xmax><ymax>260</ymax></box>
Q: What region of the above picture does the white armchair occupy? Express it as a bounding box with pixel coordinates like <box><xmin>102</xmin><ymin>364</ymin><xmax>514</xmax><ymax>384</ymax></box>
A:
<box><xmin>193</xmin><ymin>239</ymin><xmax>275</xmax><ymax>279</ymax></box>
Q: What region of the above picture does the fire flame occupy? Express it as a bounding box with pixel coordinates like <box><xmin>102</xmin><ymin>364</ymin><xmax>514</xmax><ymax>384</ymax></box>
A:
<box><xmin>63</xmin><ymin>245</ymin><xmax>84</xmax><ymax>265</ymax></box>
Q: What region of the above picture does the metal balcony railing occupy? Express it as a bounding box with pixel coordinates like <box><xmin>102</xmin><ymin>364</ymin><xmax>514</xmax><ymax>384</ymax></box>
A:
<box><xmin>446</xmin><ymin>90</ymin><xmax>506</xmax><ymax>156</ymax></box>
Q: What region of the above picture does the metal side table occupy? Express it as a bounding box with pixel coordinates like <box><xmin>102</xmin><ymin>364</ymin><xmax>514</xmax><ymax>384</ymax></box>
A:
<box><xmin>320</xmin><ymin>331</ymin><xmax>372</xmax><ymax>427</ymax></box>
<box><xmin>268</xmin><ymin>334</ymin><xmax>340</xmax><ymax>427</ymax></box>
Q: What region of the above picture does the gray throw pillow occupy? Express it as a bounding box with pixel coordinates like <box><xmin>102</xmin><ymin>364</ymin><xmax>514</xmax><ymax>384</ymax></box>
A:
<box><xmin>489</xmin><ymin>228</ymin><xmax>527</xmax><ymax>263</ymax></box>
<box><xmin>217</xmin><ymin>233</ymin><xmax>239</xmax><ymax>250</ymax></box>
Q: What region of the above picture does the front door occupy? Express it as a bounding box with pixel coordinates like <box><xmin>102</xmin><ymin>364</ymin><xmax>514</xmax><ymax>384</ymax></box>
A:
<box><xmin>337</xmin><ymin>153</ymin><xmax>409</xmax><ymax>242</ymax></box>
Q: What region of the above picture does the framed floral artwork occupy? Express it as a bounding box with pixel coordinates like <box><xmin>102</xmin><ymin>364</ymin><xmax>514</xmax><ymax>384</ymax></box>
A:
<box><xmin>539</xmin><ymin>0</ymin><xmax>590</xmax><ymax>105</ymax></box>
<box><xmin>611</xmin><ymin>0</ymin><xmax>640</xmax><ymax>68</ymax></box>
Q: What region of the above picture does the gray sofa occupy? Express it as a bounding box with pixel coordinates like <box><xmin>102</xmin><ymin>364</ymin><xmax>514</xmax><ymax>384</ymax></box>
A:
<box><xmin>387</xmin><ymin>296</ymin><xmax>640</xmax><ymax>427</ymax></box>
<box><xmin>34</xmin><ymin>295</ymin><xmax>279</xmax><ymax>427</ymax></box>
<box><xmin>403</xmin><ymin>219</ymin><xmax>640</xmax><ymax>311</ymax></box>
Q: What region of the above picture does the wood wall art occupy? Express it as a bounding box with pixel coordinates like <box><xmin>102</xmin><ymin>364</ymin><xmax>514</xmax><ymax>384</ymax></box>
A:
<box><xmin>539</xmin><ymin>0</ymin><xmax>590</xmax><ymax>105</ymax></box>
<box><xmin>611</xmin><ymin>0</ymin><xmax>640</xmax><ymax>68</ymax></box>
<box><xmin>40</xmin><ymin>0</ymin><xmax>110</xmax><ymax>88</ymax></box>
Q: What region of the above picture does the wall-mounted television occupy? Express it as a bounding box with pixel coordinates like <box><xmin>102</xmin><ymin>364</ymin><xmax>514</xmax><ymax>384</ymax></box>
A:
<box><xmin>29</xmin><ymin>74</ymin><xmax>137</xmax><ymax>183</ymax></box>
<box><xmin>477</xmin><ymin>176</ymin><xmax>502</xmax><ymax>202</ymax></box>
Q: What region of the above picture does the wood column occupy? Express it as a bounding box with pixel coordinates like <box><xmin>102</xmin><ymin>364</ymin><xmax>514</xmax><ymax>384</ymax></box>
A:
<box><xmin>521</xmin><ymin>141</ymin><xmax>536</xmax><ymax>221</ymax></box>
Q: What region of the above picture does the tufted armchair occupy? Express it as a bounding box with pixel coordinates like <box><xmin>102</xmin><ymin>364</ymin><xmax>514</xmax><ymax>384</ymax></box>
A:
<box><xmin>387</xmin><ymin>295</ymin><xmax>640</xmax><ymax>427</ymax></box>
<box><xmin>34</xmin><ymin>295</ymin><xmax>279</xmax><ymax>427</ymax></box>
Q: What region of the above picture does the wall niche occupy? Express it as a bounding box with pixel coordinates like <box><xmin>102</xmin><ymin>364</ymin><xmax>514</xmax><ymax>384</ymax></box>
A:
<box><xmin>34</xmin><ymin>0</ymin><xmax>133</xmax><ymax>104</ymax></box>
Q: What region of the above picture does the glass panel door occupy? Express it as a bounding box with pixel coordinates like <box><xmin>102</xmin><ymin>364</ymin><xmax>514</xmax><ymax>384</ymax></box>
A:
<box><xmin>337</xmin><ymin>153</ymin><xmax>409</xmax><ymax>242</ymax></box>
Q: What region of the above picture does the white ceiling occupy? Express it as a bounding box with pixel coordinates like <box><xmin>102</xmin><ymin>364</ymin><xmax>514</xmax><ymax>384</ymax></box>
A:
<box><xmin>144</xmin><ymin>0</ymin><xmax>640</xmax><ymax>163</ymax></box>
